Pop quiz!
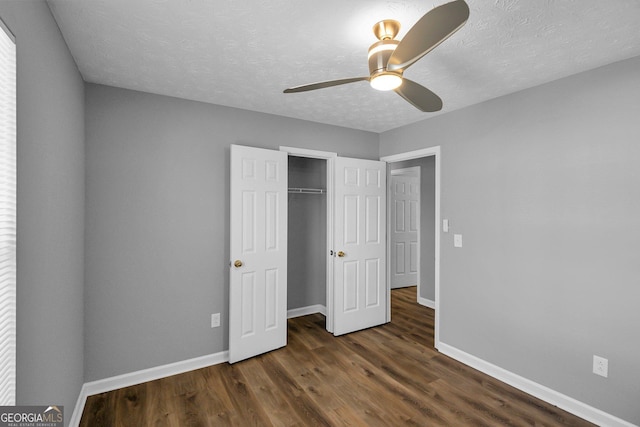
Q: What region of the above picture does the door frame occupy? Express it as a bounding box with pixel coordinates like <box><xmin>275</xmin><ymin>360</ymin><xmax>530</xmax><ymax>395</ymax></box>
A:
<box><xmin>280</xmin><ymin>146</ymin><xmax>337</xmax><ymax>333</ymax></box>
<box><xmin>381</xmin><ymin>147</ymin><xmax>441</xmax><ymax>349</ymax></box>
<box><xmin>389</xmin><ymin>166</ymin><xmax>421</xmax><ymax>293</ymax></box>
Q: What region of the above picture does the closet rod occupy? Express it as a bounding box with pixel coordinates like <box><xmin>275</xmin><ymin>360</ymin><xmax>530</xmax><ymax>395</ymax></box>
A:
<box><xmin>287</xmin><ymin>187</ymin><xmax>326</xmax><ymax>195</ymax></box>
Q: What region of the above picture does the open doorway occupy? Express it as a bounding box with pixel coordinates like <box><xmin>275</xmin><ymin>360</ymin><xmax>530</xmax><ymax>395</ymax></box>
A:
<box><xmin>388</xmin><ymin>158</ymin><xmax>436</xmax><ymax>308</ymax></box>
<box><xmin>280</xmin><ymin>146</ymin><xmax>336</xmax><ymax>332</ymax></box>
<box><xmin>382</xmin><ymin>147</ymin><xmax>441</xmax><ymax>348</ymax></box>
<box><xmin>287</xmin><ymin>155</ymin><xmax>328</xmax><ymax>319</ymax></box>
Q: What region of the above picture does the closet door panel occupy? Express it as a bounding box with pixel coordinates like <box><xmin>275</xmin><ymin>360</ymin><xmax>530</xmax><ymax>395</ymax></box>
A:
<box><xmin>333</xmin><ymin>157</ymin><xmax>387</xmax><ymax>336</ymax></box>
<box><xmin>230</xmin><ymin>145</ymin><xmax>287</xmax><ymax>363</ymax></box>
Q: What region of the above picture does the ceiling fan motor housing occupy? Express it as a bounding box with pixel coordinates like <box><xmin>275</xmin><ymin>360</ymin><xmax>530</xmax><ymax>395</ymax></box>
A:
<box><xmin>368</xmin><ymin>18</ymin><xmax>402</xmax><ymax>81</ymax></box>
<box><xmin>368</xmin><ymin>39</ymin><xmax>401</xmax><ymax>79</ymax></box>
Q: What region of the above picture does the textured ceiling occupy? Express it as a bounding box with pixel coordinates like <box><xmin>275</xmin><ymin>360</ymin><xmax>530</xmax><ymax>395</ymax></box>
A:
<box><xmin>47</xmin><ymin>0</ymin><xmax>640</xmax><ymax>133</ymax></box>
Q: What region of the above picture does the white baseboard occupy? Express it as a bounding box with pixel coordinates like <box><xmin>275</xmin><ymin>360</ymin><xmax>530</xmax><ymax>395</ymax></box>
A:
<box><xmin>417</xmin><ymin>297</ymin><xmax>435</xmax><ymax>309</ymax></box>
<box><xmin>287</xmin><ymin>304</ymin><xmax>326</xmax><ymax>319</ymax></box>
<box><xmin>71</xmin><ymin>317</ymin><xmax>635</xmax><ymax>427</ymax></box>
<box><xmin>69</xmin><ymin>385</ymin><xmax>89</xmax><ymax>427</ymax></box>
<box><xmin>69</xmin><ymin>351</ymin><xmax>229</xmax><ymax>427</ymax></box>
<box><xmin>438</xmin><ymin>342</ymin><xmax>636</xmax><ymax>427</ymax></box>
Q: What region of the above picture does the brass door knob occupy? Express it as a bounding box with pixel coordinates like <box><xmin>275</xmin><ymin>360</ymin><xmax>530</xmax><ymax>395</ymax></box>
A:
<box><xmin>337</xmin><ymin>251</ymin><xmax>345</xmax><ymax>258</ymax></box>
<box><xmin>233</xmin><ymin>260</ymin><xmax>243</xmax><ymax>268</ymax></box>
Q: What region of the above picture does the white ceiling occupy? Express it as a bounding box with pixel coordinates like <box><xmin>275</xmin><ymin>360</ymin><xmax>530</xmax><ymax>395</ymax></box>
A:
<box><xmin>47</xmin><ymin>0</ymin><xmax>640</xmax><ymax>133</ymax></box>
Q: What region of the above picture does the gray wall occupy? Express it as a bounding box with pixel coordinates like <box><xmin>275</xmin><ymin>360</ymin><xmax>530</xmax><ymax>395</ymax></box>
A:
<box><xmin>0</xmin><ymin>1</ymin><xmax>85</xmax><ymax>423</ymax></box>
<box><xmin>288</xmin><ymin>157</ymin><xmax>327</xmax><ymax>310</ymax></box>
<box><xmin>380</xmin><ymin>56</ymin><xmax>640</xmax><ymax>424</ymax></box>
<box><xmin>389</xmin><ymin>157</ymin><xmax>436</xmax><ymax>302</ymax></box>
<box><xmin>84</xmin><ymin>83</ymin><xmax>378</xmax><ymax>381</ymax></box>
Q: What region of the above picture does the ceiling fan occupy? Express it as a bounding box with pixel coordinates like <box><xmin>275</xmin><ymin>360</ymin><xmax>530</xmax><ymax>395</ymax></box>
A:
<box><xmin>283</xmin><ymin>0</ymin><xmax>469</xmax><ymax>112</ymax></box>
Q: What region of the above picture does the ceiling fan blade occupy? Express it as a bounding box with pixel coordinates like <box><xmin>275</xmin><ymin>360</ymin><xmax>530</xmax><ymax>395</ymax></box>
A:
<box><xmin>387</xmin><ymin>0</ymin><xmax>469</xmax><ymax>72</ymax></box>
<box><xmin>284</xmin><ymin>77</ymin><xmax>369</xmax><ymax>93</ymax></box>
<box><xmin>395</xmin><ymin>78</ymin><xmax>443</xmax><ymax>112</ymax></box>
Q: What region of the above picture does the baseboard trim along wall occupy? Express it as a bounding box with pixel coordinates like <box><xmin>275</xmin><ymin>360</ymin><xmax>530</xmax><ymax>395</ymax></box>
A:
<box><xmin>70</xmin><ymin>305</ymin><xmax>326</xmax><ymax>426</ymax></box>
<box><xmin>287</xmin><ymin>304</ymin><xmax>326</xmax><ymax>319</ymax></box>
<box><xmin>438</xmin><ymin>342</ymin><xmax>636</xmax><ymax>427</ymax></box>
<box><xmin>418</xmin><ymin>297</ymin><xmax>435</xmax><ymax>309</ymax></box>
<box><xmin>70</xmin><ymin>314</ymin><xmax>631</xmax><ymax>427</ymax></box>
<box><xmin>69</xmin><ymin>350</ymin><xmax>229</xmax><ymax>426</ymax></box>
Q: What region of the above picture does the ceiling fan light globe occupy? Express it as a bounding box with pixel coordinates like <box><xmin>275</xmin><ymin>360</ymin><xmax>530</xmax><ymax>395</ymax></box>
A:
<box><xmin>370</xmin><ymin>73</ymin><xmax>402</xmax><ymax>91</ymax></box>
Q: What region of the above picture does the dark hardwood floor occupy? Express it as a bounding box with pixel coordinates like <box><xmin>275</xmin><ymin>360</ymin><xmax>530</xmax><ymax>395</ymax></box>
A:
<box><xmin>80</xmin><ymin>287</ymin><xmax>593</xmax><ymax>426</ymax></box>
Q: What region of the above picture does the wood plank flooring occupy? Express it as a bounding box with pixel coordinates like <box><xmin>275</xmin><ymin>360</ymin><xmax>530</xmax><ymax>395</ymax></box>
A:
<box><xmin>80</xmin><ymin>287</ymin><xmax>594</xmax><ymax>426</ymax></box>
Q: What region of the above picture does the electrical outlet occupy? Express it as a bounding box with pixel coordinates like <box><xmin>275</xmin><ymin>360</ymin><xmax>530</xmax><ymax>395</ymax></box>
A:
<box><xmin>593</xmin><ymin>355</ymin><xmax>608</xmax><ymax>378</ymax></box>
<box><xmin>211</xmin><ymin>313</ymin><xmax>221</xmax><ymax>328</ymax></box>
<box><xmin>454</xmin><ymin>234</ymin><xmax>463</xmax><ymax>248</ymax></box>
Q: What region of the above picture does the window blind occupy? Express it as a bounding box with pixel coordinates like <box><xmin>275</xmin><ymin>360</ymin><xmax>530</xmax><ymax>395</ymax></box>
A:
<box><xmin>0</xmin><ymin>17</ymin><xmax>16</xmax><ymax>406</ymax></box>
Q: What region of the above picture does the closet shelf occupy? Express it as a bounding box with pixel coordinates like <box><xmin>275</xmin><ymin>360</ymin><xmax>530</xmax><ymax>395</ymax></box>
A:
<box><xmin>288</xmin><ymin>187</ymin><xmax>326</xmax><ymax>195</ymax></box>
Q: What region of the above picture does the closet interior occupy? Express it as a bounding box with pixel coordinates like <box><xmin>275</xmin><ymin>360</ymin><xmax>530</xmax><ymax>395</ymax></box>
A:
<box><xmin>287</xmin><ymin>156</ymin><xmax>327</xmax><ymax>315</ymax></box>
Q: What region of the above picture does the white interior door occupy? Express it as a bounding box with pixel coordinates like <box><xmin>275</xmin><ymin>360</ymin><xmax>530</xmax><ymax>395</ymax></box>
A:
<box><xmin>390</xmin><ymin>169</ymin><xmax>420</xmax><ymax>289</ymax></box>
<box><xmin>229</xmin><ymin>145</ymin><xmax>287</xmax><ymax>363</ymax></box>
<box><xmin>333</xmin><ymin>157</ymin><xmax>387</xmax><ymax>336</ymax></box>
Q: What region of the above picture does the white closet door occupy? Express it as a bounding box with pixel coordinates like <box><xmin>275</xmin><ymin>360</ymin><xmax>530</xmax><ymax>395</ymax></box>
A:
<box><xmin>333</xmin><ymin>157</ymin><xmax>387</xmax><ymax>335</ymax></box>
<box><xmin>229</xmin><ymin>145</ymin><xmax>287</xmax><ymax>363</ymax></box>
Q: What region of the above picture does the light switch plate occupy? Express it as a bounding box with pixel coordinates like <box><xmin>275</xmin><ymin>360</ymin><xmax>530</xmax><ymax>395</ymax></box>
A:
<box><xmin>454</xmin><ymin>234</ymin><xmax>463</xmax><ymax>248</ymax></box>
<box><xmin>443</xmin><ymin>219</ymin><xmax>449</xmax><ymax>232</ymax></box>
